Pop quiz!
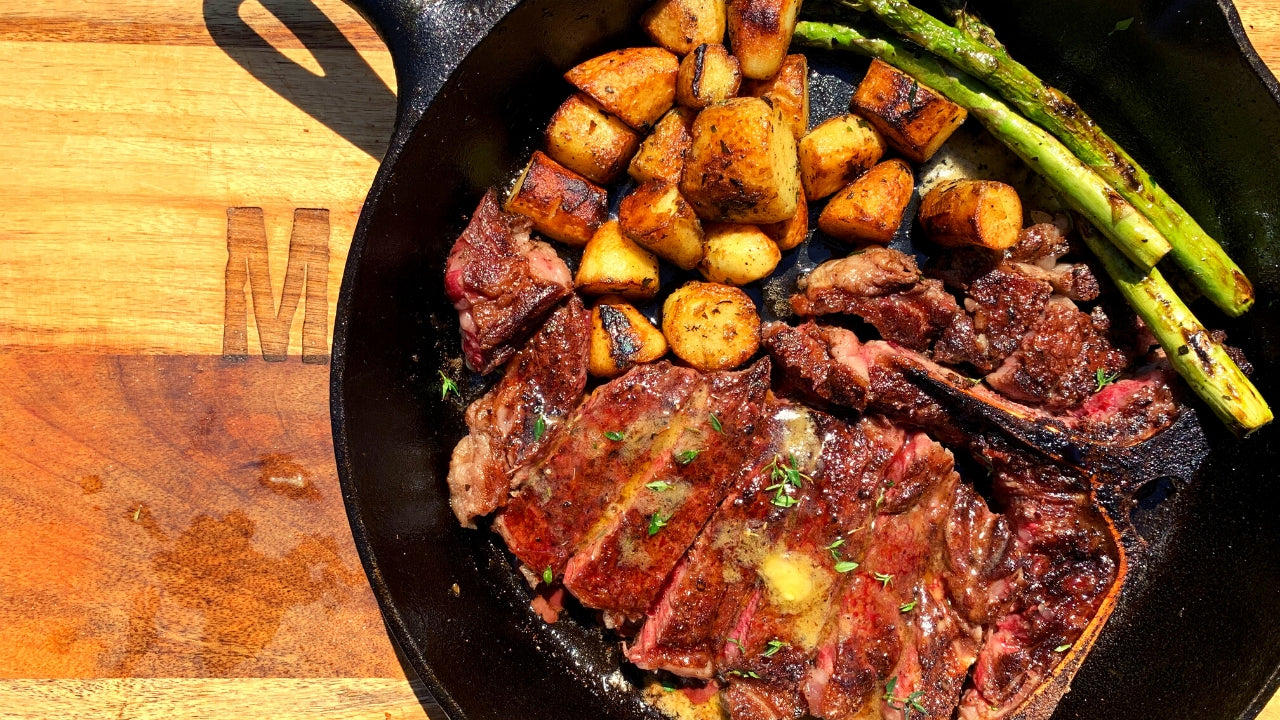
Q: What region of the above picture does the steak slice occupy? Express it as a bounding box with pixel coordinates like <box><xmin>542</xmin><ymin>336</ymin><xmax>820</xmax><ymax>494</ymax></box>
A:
<box><xmin>447</xmin><ymin>296</ymin><xmax>591</xmax><ymax>527</ymax></box>
<box><xmin>717</xmin><ymin>415</ymin><xmax>906</xmax><ymax>720</ymax></box>
<box><xmin>985</xmin><ymin>299</ymin><xmax>1128</xmax><ymax>411</ymax></box>
<box><xmin>958</xmin><ymin>437</ymin><xmax>1121</xmax><ymax>720</ymax></box>
<box><xmin>806</xmin><ymin>434</ymin><xmax>979</xmax><ymax>720</ymax></box>
<box><xmin>791</xmin><ymin>248</ymin><xmax>962</xmax><ymax>353</ymax></box>
<box><xmin>444</xmin><ymin>190</ymin><xmax>574</xmax><ymax>373</ymax></box>
<box><xmin>563</xmin><ymin>360</ymin><xmax>773</xmax><ymax>622</ymax></box>
<box><xmin>626</xmin><ymin>400</ymin><xmax>807</xmax><ymax>679</ymax></box>
<box><xmin>494</xmin><ymin>362</ymin><xmax>701</xmax><ymax>578</ymax></box>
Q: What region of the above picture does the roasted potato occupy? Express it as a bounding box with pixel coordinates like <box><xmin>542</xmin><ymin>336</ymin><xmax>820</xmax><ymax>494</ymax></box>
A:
<box><xmin>629</xmin><ymin>107</ymin><xmax>697</xmax><ymax>185</ymax></box>
<box><xmin>742</xmin><ymin>54</ymin><xmax>808</xmax><ymax>139</ymax></box>
<box><xmin>676</xmin><ymin>44</ymin><xmax>742</xmax><ymax>108</ymax></box>
<box><xmin>852</xmin><ymin>59</ymin><xmax>968</xmax><ymax>163</ymax></box>
<box><xmin>505</xmin><ymin>151</ymin><xmax>608</xmax><ymax>246</ymax></box>
<box><xmin>662</xmin><ymin>281</ymin><xmax>761</xmax><ymax>371</ymax></box>
<box><xmin>590</xmin><ymin>296</ymin><xmax>669</xmax><ymax>378</ymax></box>
<box><xmin>699</xmin><ymin>223</ymin><xmax>781</xmax><ymax>285</ymax></box>
<box><xmin>564</xmin><ymin>47</ymin><xmax>679</xmax><ymax>131</ymax></box>
<box><xmin>641</xmin><ymin>0</ymin><xmax>727</xmax><ymax>56</ymax></box>
<box><xmin>680</xmin><ymin>97</ymin><xmax>800</xmax><ymax>223</ymax></box>
<box><xmin>576</xmin><ymin>220</ymin><xmax>662</xmax><ymax>299</ymax></box>
<box><xmin>545</xmin><ymin>93</ymin><xmax>641</xmax><ymax>184</ymax></box>
<box><xmin>760</xmin><ymin>188</ymin><xmax>808</xmax><ymax>251</ymax></box>
<box><xmin>618</xmin><ymin>180</ymin><xmax>706</xmax><ymax>270</ymax></box>
<box><xmin>818</xmin><ymin>159</ymin><xmax>914</xmax><ymax>244</ymax></box>
<box><xmin>798</xmin><ymin>114</ymin><xmax>886</xmax><ymax>201</ymax></box>
<box><xmin>727</xmin><ymin>0</ymin><xmax>801</xmax><ymax>79</ymax></box>
<box><xmin>918</xmin><ymin>179</ymin><xmax>1023</xmax><ymax>250</ymax></box>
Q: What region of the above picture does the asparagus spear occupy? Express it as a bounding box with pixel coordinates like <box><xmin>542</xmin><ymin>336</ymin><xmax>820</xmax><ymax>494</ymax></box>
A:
<box><xmin>836</xmin><ymin>0</ymin><xmax>1255</xmax><ymax>317</ymax></box>
<box><xmin>792</xmin><ymin>21</ymin><xmax>1170</xmax><ymax>269</ymax></box>
<box><xmin>1077</xmin><ymin>221</ymin><xmax>1271</xmax><ymax>434</ymax></box>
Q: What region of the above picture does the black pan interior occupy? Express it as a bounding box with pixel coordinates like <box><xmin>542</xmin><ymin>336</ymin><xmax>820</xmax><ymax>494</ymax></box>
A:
<box><xmin>332</xmin><ymin>1</ymin><xmax>1280</xmax><ymax>718</ymax></box>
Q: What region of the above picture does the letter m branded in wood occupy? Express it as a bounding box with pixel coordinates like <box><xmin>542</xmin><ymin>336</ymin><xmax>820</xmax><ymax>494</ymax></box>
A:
<box><xmin>223</xmin><ymin>207</ymin><xmax>330</xmax><ymax>363</ymax></box>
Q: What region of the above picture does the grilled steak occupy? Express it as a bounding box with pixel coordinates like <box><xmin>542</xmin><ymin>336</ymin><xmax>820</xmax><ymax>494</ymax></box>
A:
<box><xmin>447</xmin><ymin>296</ymin><xmax>591</xmax><ymax>526</ymax></box>
<box><xmin>444</xmin><ymin>190</ymin><xmax>574</xmax><ymax>373</ymax></box>
<box><xmin>494</xmin><ymin>362</ymin><xmax>702</xmax><ymax>577</ymax></box>
<box><xmin>564</xmin><ymin>360</ymin><xmax>773</xmax><ymax>622</ymax></box>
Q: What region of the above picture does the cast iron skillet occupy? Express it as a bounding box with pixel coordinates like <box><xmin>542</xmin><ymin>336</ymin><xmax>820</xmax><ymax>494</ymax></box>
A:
<box><xmin>331</xmin><ymin>1</ymin><xmax>1280</xmax><ymax>718</ymax></box>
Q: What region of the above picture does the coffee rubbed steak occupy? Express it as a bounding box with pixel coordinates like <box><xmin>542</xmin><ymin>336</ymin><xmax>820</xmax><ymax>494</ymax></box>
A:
<box><xmin>439</xmin><ymin>186</ymin><xmax>1211</xmax><ymax>720</ymax></box>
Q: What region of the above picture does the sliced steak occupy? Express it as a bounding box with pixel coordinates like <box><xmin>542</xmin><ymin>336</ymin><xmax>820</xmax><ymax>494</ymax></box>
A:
<box><xmin>985</xmin><ymin>299</ymin><xmax>1128</xmax><ymax>411</ymax></box>
<box><xmin>791</xmin><ymin>248</ymin><xmax>962</xmax><ymax>352</ymax></box>
<box><xmin>563</xmin><ymin>360</ymin><xmax>773</xmax><ymax>621</ymax></box>
<box><xmin>806</xmin><ymin>433</ymin><xmax>979</xmax><ymax>720</ymax></box>
<box><xmin>958</xmin><ymin>437</ymin><xmax>1121</xmax><ymax>720</ymax></box>
<box><xmin>444</xmin><ymin>190</ymin><xmax>574</xmax><ymax>373</ymax></box>
<box><xmin>717</xmin><ymin>415</ymin><xmax>905</xmax><ymax>719</ymax></box>
<box><xmin>494</xmin><ymin>362</ymin><xmax>701</xmax><ymax>578</ymax></box>
<box><xmin>447</xmin><ymin>296</ymin><xmax>591</xmax><ymax>527</ymax></box>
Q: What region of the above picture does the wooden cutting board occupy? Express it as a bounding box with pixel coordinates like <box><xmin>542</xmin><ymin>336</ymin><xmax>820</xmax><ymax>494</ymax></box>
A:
<box><xmin>0</xmin><ymin>1</ymin><xmax>1277</xmax><ymax>717</ymax></box>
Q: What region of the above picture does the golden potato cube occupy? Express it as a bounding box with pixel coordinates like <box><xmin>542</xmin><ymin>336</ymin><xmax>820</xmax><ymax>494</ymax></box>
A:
<box><xmin>662</xmin><ymin>281</ymin><xmax>761</xmax><ymax>371</ymax></box>
<box><xmin>680</xmin><ymin>97</ymin><xmax>800</xmax><ymax>223</ymax></box>
<box><xmin>676</xmin><ymin>44</ymin><xmax>742</xmax><ymax>108</ymax></box>
<box><xmin>545</xmin><ymin>93</ymin><xmax>641</xmax><ymax>184</ymax></box>
<box><xmin>727</xmin><ymin>0</ymin><xmax>801</xmax><ymax>79</ymax></box>
<box><xmin>798</xmin><ymin>114</ymin><xmax>886</xmax><ymax>201</ymax></box>
<box><xmin>818</xmin><ymin>159</ymin><xmax>914</xmax><ymax>244</ymax></box>
<box><xmin>699</xmin><ymin>222</ymin><xmax>781</xmax><ymax>285</ymax></box>
<box><xmin>575</xmin><ymin>220</ymin><xmax>661</xmax><ymax>299</ymax></box>
<box><xmin>564</xmin><ymin>47</ymin><xmax>679</xmax><ymax>131</ymax></box>
<box><xmin>641</xmin><ymin>0</ymin><xmax>727</xmax><ymax>56</ymax></box>
<box><xmin>760</xmin><ymin>188</ymin><xmax>808</xmax><ymax>251</ymax></box>
<box><xmin>742</xmin><ymin>54</ymin><xmax>808</xmax><ymax>139</ymax></box>
<box><xmin>918</xmin><ymin>179</ymin><xmax>1023</xmax><ymax>250</ymax></box>
<box><xmin>852</xmin><ymin>59</ymin><xmax>968</xmax><ymax>163</ymax></box>
<box><xmin>629</xmin><ymin>107</ymin><xmax>697</xmax><ymax>185</ymax></box>
<box><xmin>505</xmin><ymin>151</ymin><xmax>608</xmax><ymax>246</ymax></box>
<box><xmin>589</xmin><ymin>296</ymin><xmax>669</xmax><ymax>378</ymax></box>
<box><xmin>618</xmin><ymin>180</ymin><xmax>706</xmax><ymax>270</ymax></box>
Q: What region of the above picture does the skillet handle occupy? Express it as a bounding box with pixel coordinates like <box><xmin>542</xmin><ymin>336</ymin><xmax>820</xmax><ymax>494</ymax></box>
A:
<box><xmin>343</xmin><ymin>0</ymin><xmax>519</xmax><ymax>127</ymax></box>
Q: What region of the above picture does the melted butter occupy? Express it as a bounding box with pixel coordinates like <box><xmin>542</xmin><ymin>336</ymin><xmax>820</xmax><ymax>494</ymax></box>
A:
<box><xmin>757</xmin><ymin>548</ymin><xmax>835</xmax><ymax>650</ymax></box>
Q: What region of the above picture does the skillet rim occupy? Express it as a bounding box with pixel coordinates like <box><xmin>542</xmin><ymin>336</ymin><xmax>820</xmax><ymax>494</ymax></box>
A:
<box><xmin>329</xmin><ymin>1</ymin><xmax>1280</xmax><ymax>718</ymax></box>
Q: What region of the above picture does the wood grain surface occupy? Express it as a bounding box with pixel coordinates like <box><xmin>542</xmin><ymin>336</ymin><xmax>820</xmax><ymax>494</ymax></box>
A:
<box><xmin>0</xmin><ymin>0</ymin><xmax>1278</xmax><ymax>718</ymax></box>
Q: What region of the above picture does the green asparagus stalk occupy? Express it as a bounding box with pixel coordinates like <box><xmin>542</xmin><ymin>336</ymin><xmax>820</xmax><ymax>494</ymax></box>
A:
<box><xmin>837</xmin><ymin>0</ymin><xmax>1255</xmax><ymax>317</ymax></box>
<box><xmin>1077</xmin><ymin>221</ymin><xmax>1271</xmax><ymax>434</ymax></box>
<box><xmin>792</xmin><ymin>21</ymin><xmax>1170</xmax><ymax>269</ymax></box>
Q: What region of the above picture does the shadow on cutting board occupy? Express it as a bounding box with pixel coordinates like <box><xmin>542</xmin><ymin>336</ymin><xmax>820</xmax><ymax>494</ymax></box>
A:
<box><xmin>203</xmin><ymin>0</ymin><xmax>397</xmax><ymax>159</ymax></box>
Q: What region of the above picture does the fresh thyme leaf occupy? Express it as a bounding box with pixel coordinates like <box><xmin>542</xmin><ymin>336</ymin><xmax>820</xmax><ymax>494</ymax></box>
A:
<box><xmin>883</xmin><ymin>676</ymin><xmax>898</xmax><ymax>702</ymax></box>
<box><xmin>675</xmin><ymin>448</ymin><xmax>701</xmax><ymax>465</ymax></box>
<box><xmin>873</xmin><ymin>571</ymin><xmax>893</xmax><ymax>588</ymax></box>
<box><xmin>1110</xmin><ymin>16</ymin><xmax>1134</xmax><ymax>35</ymax></box>
<box><xmin>725</xmin><ymin>669</ymin><xmax>761</xmax><ymax>679</ymax></box>
<box><xmin>899</xmin><ymin>599</ymin><xmax>918</xmax><ymax>613</ymax></box>
<box><xmin>439</xmin><ymin>371</ymin><xmax>460</xmax><ymax>400</ymax></box>
<box><xmin>709</xmin><ymin>413</ymin><xmax>725</xmax><ymax>435</ymax></box>
<box><xmin>826</xmin><ymin>538</ymin><xmax>846</xmax><ymax>561</ymax></box>
<box><xmin>533</xmin><ymin>414</ymin><xmax>547</xmax><ymax>441</ymax></box>
<box><xmin>1054</xmin><ymin>644</ymin><xmax>1071</xmax><ymax>652</ymax></box>
<box><xmin>727</xmin><ymin>637</ymin><xmax>744</xmax><ymax>651</ymax></box>
<box><xmin>763</xmin><ymin>640</ymin><xmax>788</xmax><ymax>657</ymax></box>
<box><xmin>1095</xmin><ymin>368</ymin><xmax>1120</xmax><ymax>391</ymax></box>
<box><xmin>875</xmin><ymin>487</ymin><xmax>886</xmax><ymax>509</ymax></box>
<box><xmin>646</xmin><ymin>480</ymin><xmax>675</xmax><ymax>492</ymax></box>
<box><xmin>834</xmin><ymin>560</ymin><xmax>859</xmax><ymax>573</ymax></box>
<box><xmin>605</xmin><ymin>430</ymin><xmax>625</xmax><ymax>441</ymax></box>
<box><xmin>907</xmin><ymin>690</ymin><xmax>927</xmax><ymax>713</ymax></box>
<box><xmin>542</xmin><ymin>566</ymin><xmax>553</xmax><ymax>584</ymax></box>
<box><xmin>825</xmin><ymin>538</ymin><xmax>845</xmax><ymax>550</ymax></box>
<box><xmin>771</xmin><ymin>493</ymin><xmax>799</xmax><ymax>508</ymax></box>
<box><xmin>648</xmin><ymin>512</ymin><xmax>670</xmax><ymax>535</ymax></box>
